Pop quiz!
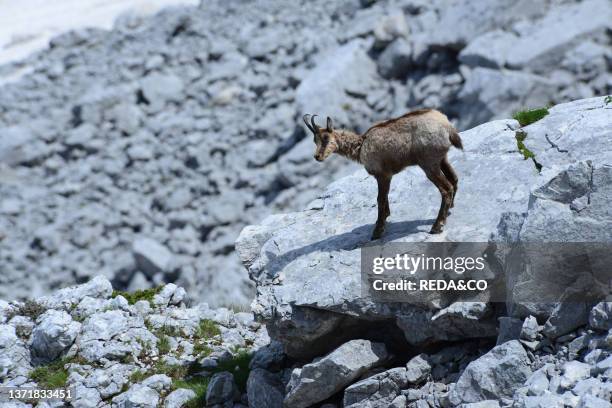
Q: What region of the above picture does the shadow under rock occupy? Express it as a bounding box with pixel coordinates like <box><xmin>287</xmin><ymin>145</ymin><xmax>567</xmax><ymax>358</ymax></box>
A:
<box><xmin>262</xmin><ymin>218</ymin><xmax>435</xmax><ymax>277</ymax></box>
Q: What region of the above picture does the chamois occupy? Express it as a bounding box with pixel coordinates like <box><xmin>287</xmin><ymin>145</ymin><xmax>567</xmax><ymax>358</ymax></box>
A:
<box><xmin>303</xmin><ymin>109</ymin><xmax>463</xmax><ymax>240</ymax></box>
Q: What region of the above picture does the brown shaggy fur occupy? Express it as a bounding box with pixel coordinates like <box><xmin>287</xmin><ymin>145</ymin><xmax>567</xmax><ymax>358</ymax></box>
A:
<box><xmin>304</xmin><ymin>109</ymin><xmax>463</xmax><ymax>239</ymax></box>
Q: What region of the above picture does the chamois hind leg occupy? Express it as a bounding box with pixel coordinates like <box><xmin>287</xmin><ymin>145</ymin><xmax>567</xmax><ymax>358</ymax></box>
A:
<box><xmin>423</xmin><ymin>166</ymin><xmax>453</xmax><ymax>234</ymax></box>
<box><xmin>372</xmin><ymin>174</ymin><xmax>391</xmax><ymax>240</ymax></box>
<box><xmin>440</xmin><ymin>156</ymin><xmax>458</xmax><ymax>208</ymax></box>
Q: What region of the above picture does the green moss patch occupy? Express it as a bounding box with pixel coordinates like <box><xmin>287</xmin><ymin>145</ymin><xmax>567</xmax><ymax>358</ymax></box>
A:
<box><xmin>112</xmin><ymin>286</ymin><xmax>163</xmax><ymax>306</ymax></box>
<box><xmin>513</xmin><ymin>107</ymin><xmax>549</xmax><ymax>127</ymax></box>
<box><xmin>515</xmin><ymin>130</ymin><xmax>542</xmax><ymax>172</ymax></box>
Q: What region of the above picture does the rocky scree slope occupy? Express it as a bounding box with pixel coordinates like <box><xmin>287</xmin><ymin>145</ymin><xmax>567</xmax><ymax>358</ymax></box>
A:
<box><xmin>236</xmin><ymin>97</ymin><xmax>612</xmax><ymax>406</ymax></box>
<box><xmin>1</xmin><ymin>0</ymin><xmax>610</xmax><ymax>307</ymax></box>
<box><xmin>0</xmin><ymin>276</ymin><xmax>270</xmax><ymax>408</ymax></box>
<box><xmin>1</xmin><ymin>279</ymin><xmax>611</xmax><ymax>407</ymax></box>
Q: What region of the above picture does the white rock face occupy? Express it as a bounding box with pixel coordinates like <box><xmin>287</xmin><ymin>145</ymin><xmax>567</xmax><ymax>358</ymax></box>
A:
<box><xmin>31</xmin><ymin>310</ymin><xmax>80</xmax><ymax>360</ymax></box>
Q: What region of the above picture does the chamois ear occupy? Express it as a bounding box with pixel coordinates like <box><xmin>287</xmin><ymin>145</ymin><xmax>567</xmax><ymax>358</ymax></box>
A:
<box><xmin>326</xmin><ymin>116</ymin><xmax>333</xmax><ymax>132</ymax></box>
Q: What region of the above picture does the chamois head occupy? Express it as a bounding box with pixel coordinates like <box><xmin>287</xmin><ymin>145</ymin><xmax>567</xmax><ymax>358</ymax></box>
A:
<box><xmin>303</xmin><ymin>114</ymin><xmax>337</xmax><ymax>162</ymax></box>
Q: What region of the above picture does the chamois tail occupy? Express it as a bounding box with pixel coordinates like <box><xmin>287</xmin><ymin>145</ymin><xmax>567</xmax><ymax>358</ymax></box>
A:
<box><xmin>449</xmin><ymin>128</ymin><xmax>463</xmax><ymax>150</ymax></box>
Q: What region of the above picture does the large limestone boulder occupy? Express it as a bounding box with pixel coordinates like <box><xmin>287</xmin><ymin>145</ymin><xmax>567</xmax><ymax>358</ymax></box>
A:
<box><xmin>236</xmin><ymin>97</ymin><xmax>612</xmax><ymax>359</ymax></box>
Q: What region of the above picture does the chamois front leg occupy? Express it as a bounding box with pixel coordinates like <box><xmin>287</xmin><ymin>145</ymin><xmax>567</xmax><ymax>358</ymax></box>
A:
<box><xmin>372</xmin><ymin>175</ymin><xmax>391</xmax><ymax>240</ymax></box>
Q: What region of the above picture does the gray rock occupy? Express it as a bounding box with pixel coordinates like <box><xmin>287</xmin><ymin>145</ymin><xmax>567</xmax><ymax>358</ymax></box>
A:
<box><xmin>589</xmin><ymin>302</ymin><xmax>612</xmax><ymax>331</ymax></box>
<box><xmin>140</xmin><ymin>73</ymin><xmax>185</xmax><ymax>106</ymax></box>
<box><xmin>77</xmin><ymin>310</ymin><xmax>156</xmax><ymax>362</ymax></box>
<box><xmin>141</xmin><ymin>374</ymin><xmax>172</xmax><ymax>392</ymax></box>
<box><xmin>457</xmin><ymin>67</ymin><xmax>555</xmax><ymax>129</ymax></box>
<box><xmin>559</xmin><ymin>361</ymin><xmax>592</xmax><ymax>390</ymax></box>
<box><xmin>458</xmin><ymin>30</ymin><xmax>518</xmax><ymax>68</ymax></box>
<box><xmin>519</xmin><ymin>394</ymin><xmax>564</xmax><ymax>408</ymax></box>
<box><xmin>576</xmin><ymin>395</ymin><xmax>612</xmax><ymax>408</ymax></box>
<box><xmin>497</xmin><ymin>317</ymin><xmax>523</xmax><ymax>345</ymax></box>
<box><xmin>543</xmin><ymin>302</ymin><xmax>592</xmax><ymax>340</ymax></box>
<box><xmin>521</xmin><ymin>316</ymin><xmax>540</xmax><ymax>341</ymax></box>
<box><xmin>164</xmin><ymin>388</ymin><xmax>196</xmax><ymax>408</ymax></box>
<box><xmin>505</xmin><ymin>0</ymin><xmax>611</xmax><ymax>71</ymax></box>
<box><xmin>295</xmin><ymin>39</ymin><xmax>379</xmax><ymax>126</ymax></box>
<box><xmin>112</xmin><ymin>384</ymin><xmax>159</xmax><ymax>408</ymax></box>
<box><xmin>405</xmin><ymin>354</ymin><xmax>431</xmax><ymax>384</ymax></box>
<box><xmin>461</xmin><ymin>401</ymin><xmax>501</xmax><ymax>408</ymax></box>
<box><xmin>132</xmin><ymin>238</ymin><xmax>173</xmax><ymax>278</ymax></box>
<box><xmin>31</xmin><ymin>310</ymin><xmax>80</xmax><ymax>360</ymax></box>
<box><xmin>525</xmin><ymin>364</ymin><xmax>552</xmax><ymax>396</ymax></box>
<box><xmin>343</xmin><ymin>367</ymin><xmax>407</xmax><ymax>408</ymax></box>
<box><xmin>449</xmin><ymin>340</ymin><xmax>532</xmax><ymax>405</ymax></box>
<box><xmin>246</xmin><ymin>368</ymin><xmax>284</xmax><ymax>408</ymax></box>
<box><xmin>284</xmin><ymin>339</ymin><xmax>388</xmax><ymax>408</ymax></box>
<box><xmin>0</xmin><ymin>126</ymin><xmax>35</xmax><ymax>166</ymax></box>
<box><xmin>206</xmin><ymin>371</ymin><xmax>238</xmax><ymax>406</ymax></box>
<box><xmin>377</xmin><ymin>38</ymin><xmax>412</xmax><ymax>79</ymax></box>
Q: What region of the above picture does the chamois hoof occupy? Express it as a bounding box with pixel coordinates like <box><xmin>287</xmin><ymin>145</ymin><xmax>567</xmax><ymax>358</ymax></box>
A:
<box><xmin>371</xmin><ymin>227</ymin><xmax>385</xmax><ymax>240</ymax></box>
<box><xmin>429</xmin><ymin>225</ymin><xmax>443</xmax><ymax>234</ymax></box>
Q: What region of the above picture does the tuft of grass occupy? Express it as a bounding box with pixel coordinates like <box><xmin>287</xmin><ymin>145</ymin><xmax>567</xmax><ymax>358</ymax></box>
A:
<box><xmin>157</xmin><ymin>335</ymin><xmax>171</xmax><ymax>355</ymax></box>
<box><xmin>513</xmin><ymin>107</ymin><xmax>549</xmax><ymax>127</ymax></box>
<box><xmin>29</xmin><ymin>358</ymin><xmax>70</xmax><ymax>388</ymax></box>
<box><xmin>155</xmin><ymin>324</ymin><xmax>183</xmax><ymax>338</ymax></box>
<box><xmin>605</xmin><ymin>95</ymin><xmax>612</xmax><ymax>105</ymax></box>
<box><xmin>215</xmin><ymin>349</ymin><xmax>252</xmax><ymax>392</ymax></box>
<box><xmin>171</xmin><ymin>350</ymin><xmax>252</xmax><ymax>408</ymax></box>
<box><xmin>112</xmin><ymin>286</ymin><xmax>163</xmax><ymax>307</ymax></box>
<box><xmin>515</xmin><ymin>131</ymin><xmax>542</xmax><ymax>172</ymax></box>
<box><xmin>173</xmin><ymin>378</ymin><xmax>209</xmax><ymax>408</ymax></box>
<box><xmin>195</xmin><ymin>320</ymin><xmax>221</xmax><ymax>340</ymax></box>
<box><xmin>129</xmin><ymin>369</ymin><xmax>149</xmax><ymax>384</ymax></box>
<box><xmin>193</xmin><ymin>342</ymin><xmax>212</xmax><ymax>358</ymax></box>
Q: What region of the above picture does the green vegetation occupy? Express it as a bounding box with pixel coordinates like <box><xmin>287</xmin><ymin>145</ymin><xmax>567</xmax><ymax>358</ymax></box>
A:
<box><xmin>157</xmin><ymin>335</ymin><xmax>171</xmax><ymax>355</ymax></box>
<box><xmin>215</xmin><ymin>349</ymin><xmax>252</xmax><ymax>392</ymax></box>
<box><xmin>29</xmin><ymin>355</ymin><xmax>91</xmax><ymax>388</ymax></box>
<box><xmin>173</xmin><ymin>378</ymin><xmax>210</xmax><ymax>408</ymax></box>
<box><xmin>112</xmin><ymin>286</ymin><xmax>163</xmax><ymax>306</ymax></box>
<box><xmin>195</xmin><ymin>319</ymin><xmax>221</xmax><ymax>339</ymax></box>
<box><xmin>605</xmin><ymin>95</ymin><xmax>612</xmax><ymax>105</ymax></box>
<box><xmin>515</xmin><ymin>130</ymin><xmax>542</xmax><ymax>172</ymax></box>
<box><xmin>154</xmin><ymin>324</ymin><xmax>183</xmax><ymax>338</ymax></box>
<box><xmin>192</xmin><ymin>342</ymin><xmax>212</xmax><ymax>358</ymax></box>
<box><xmin>512</xmin><ymin>107</ymin><xmax>549</xmax><ymax>126</ymax></box>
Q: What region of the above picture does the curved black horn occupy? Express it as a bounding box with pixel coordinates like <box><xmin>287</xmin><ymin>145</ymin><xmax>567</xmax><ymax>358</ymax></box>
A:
<box><xmin>310</xmin><ymin>114</ymin><xmax>320</xmax><ymax>132</ymax></box>
<box><xmin>303</xmin><ymin>114</ymin><xmax>315</xmax><ymax>132</ymax></box>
